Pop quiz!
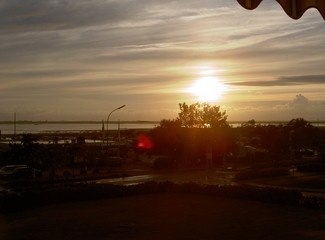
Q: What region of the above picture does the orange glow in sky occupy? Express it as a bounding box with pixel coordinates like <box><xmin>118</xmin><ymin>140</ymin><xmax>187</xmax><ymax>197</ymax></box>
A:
<box><xmin>1</xmin><ymin>1</ymin><xmax>325</xmax><ymax>121</ymax></box>
<box><xmin>190</xmin><ymin>76</ymin><xmax>227</xmax><ymax>102</ymax></box>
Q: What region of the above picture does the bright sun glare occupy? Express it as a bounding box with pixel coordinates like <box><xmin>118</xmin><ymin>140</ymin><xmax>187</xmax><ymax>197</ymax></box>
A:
<box><xmin>190</xmin><ymin>76</ymin><xmax>226</xmax><ymax>102</ymax></box>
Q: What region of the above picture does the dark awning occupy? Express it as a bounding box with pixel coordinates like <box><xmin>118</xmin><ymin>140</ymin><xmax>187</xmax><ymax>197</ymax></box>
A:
<box><xmin>237</xmin><ymin>0</ymin><xmax>325</xmax><ymax>20</ymax></box>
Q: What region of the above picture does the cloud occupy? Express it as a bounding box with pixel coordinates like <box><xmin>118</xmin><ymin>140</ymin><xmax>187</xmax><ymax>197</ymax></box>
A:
<box><xmin>290</xmin><ymin>94</ymin><xmax>312</xmax><ymax>115</ymax></box>
<box><xmin>0</xmin><ymin>0</ymin><xmax>235</xmax><ymax>32</ymax></box>
<box><xmin>0</xmin><ymin>0</ymin><xmax>143</xmax><ymax>32</ymax></box>
<box><xmin>0</xmin><ymin>1</ymin><xmax>237</xmax><ymax>68</ymax></box>
<box><xmin>226</xmin><ymin>94</ymin><xmax>325</xmax><ymax>121</ymax></box>
<box><xmin>0</xmin><ymin>0</ymin><xmax>325</xmax><ymax>121</ymax></box>
<box><xmin>227</xmin><ymin>75</ymin><xmax>325</xmax><ymax>86</ymax></box>
<box><xmin>292</xmin><ymin>94</ymin><xmax>309</xmax><ymax>105</ymax></box>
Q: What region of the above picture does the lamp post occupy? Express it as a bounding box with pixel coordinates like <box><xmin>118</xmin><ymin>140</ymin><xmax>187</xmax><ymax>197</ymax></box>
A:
<box><xmin>106</xmin><ymin>105</ymin><xmax>126</xmax><ymax>147</ymax></box>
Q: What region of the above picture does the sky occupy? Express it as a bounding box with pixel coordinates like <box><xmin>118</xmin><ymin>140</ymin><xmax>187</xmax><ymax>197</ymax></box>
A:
<box><xmin>1</xmin><ymin>0</ymin><xmax>325</xmax><ymax>122</ymax></box>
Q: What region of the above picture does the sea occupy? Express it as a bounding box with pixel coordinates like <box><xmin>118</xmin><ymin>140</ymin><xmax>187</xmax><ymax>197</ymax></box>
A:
<box><xmin>0</xmin><ymin>122</ymin><xmax>159</xmax><ymax>135</ymax></box>
<box><xmin>0</xmin><ymin>121</ymin><xmax>324</xmax><ymax>135</ymax></box>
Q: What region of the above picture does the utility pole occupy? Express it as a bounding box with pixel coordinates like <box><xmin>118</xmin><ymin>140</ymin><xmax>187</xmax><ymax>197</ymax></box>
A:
<box><xmin>118</xmin><ymin>119</ymin><xmax>122</xmax><ymax>158</ymax></box>
<box><xmin>14</xmin><ymin>112</ymin><xmax>16</xmax><ymax>141</ymax></box>
<box><xmin>106</xmin><ymin>105</ymin><xmax>126</xmax><ymax>149</ymax></box>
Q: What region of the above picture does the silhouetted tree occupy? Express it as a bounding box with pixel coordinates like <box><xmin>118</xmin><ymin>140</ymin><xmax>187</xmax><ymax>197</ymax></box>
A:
<box><xmin>159</xmin><ymin>119</ymin><xmax>182</xmax><ymax>129</ymax></box>
<box><xmin>20</xmin><ymin>134</ymin><xmax>40</xmax><ymax>167</ymax></box>
<box><xmin>177</xmin><ymin>102</ymin><xmax>228</xmax><ymax>128</ymax></box>
<box><xmin>241</xmin><ymin>119</ymin><xmax>256</xmax><ymax>128</ymax></box>
<box><xmin>239</xmin><ymin>119</ymin><xmax>260</xmax><ymax>146</ymax></box>
<box><xmin>152</xmin><ymin>119</ymin><xmax>183</xmax><ymax>165</ymax></box>
<box><xmin>287</xmin><ymin>118</ymin><xmax>312</xmax><ymax>129</ymax></box>
<box><xmin>152</xmin><ymin>103</ymin><xmax>233</xmax><ymax>167</ymax></box>
<box><xmin>286</xmin><ymin>118</ymin><xmax>318</xmax><ymax>152</ymax></box>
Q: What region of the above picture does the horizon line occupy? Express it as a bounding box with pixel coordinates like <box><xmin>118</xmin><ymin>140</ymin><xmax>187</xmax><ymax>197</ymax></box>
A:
<box><xmin>1</xmin><ymin>120</ymin><xmax>325</xmax><ymax>124</ymax></box>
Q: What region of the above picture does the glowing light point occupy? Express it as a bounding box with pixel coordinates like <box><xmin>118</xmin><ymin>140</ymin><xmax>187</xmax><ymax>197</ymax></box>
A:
<box><xmin>190</xmin><ymin>76</ymin><xmax>226</xmax><ymax>102</ymax></box>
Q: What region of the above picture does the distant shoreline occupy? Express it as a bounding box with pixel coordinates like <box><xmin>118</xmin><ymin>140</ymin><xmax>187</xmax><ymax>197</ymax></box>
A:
<box><xmin>0</xmin><ymin>120</ymin><xmax>160</xmax><ymax>125</ymax></box>
<box><xmin>1</xmin><ymin>120</ymin><xmax>325</xmax><ymax>125</ymax></box>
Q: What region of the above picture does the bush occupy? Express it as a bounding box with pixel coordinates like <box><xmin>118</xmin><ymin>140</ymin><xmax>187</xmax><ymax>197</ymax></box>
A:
<box><xmin>153</xmin><ymin>157</ymin><xmax>174</xmax><ymax>169</ymax></box>
<box><xmin>63</xmin><ymin>171</ymin><xmax>71</xmax><ymax>177</ymax></box>
<box><xmin>235</xmin><ymin>167</ymin><xmax>289</xmax><ymax>181</ymax></box>
<box><xmin>300</xmin><ymin>196</ymin><xmax>325</xmax><ymax>209</ymax></box>
<box><xmin>1</xmin><ymin>181</ymin><xmax>324</xmax><ymax>212</ymax></box>
<box><xmin>296</xmin><ymin>164</ymin><xmax>325</xmax><ymax>172</ymax></box>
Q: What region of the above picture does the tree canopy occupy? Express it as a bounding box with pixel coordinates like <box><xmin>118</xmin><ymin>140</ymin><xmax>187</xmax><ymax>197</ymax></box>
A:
<box><xmin>176</xmin><ymin>102</ymin><xmax>228</xmax><ymax>128</ymax></box>
<box><xmin>287</xmin><ymin>118</ymin><xmax>312</xmax><ymax>129</ymax></box>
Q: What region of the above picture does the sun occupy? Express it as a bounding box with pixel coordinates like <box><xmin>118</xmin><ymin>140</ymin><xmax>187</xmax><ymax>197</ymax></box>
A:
<box><xmin>190</xmin><ymin>76</ymin><xmax>226</xmax><ymax>102</ymax></box>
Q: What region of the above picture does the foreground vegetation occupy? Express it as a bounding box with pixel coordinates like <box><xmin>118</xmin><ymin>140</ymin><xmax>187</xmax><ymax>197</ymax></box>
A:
<box><xmin>1</xmin><ymin>181</ymin><xmax>324</xmax><ymax>213</ymax></box>
<box><xmin>150</xmin><ymin>103</ymin><xmax>325</xmax><ymax>169</ymax></box>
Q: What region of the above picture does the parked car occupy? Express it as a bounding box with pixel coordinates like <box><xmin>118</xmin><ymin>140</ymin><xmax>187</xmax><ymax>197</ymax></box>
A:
<box><xmin>106</xmin><ymin>157</ymin><xmax>122</xmax><ymax>167</ymax></box>
<box><xmin>0</xmin><ymin>165</ymin><xmax>42</xmax><ymax>179</ymax></box>
<box><xmin>0</xmin><ymin>165</ymin><xmax>29</xmax><ymax>178</ymax></box>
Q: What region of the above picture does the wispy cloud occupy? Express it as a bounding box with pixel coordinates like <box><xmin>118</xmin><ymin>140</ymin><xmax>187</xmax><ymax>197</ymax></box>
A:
<box><xmin>228</xmin><ymin>75</ymin><xmax>325</xmax><ymax>86</ymax></box>
<box><xmin>0</xmin><ymin>0</ymin><xmax>324</xmax><ymax>121</ymax></box>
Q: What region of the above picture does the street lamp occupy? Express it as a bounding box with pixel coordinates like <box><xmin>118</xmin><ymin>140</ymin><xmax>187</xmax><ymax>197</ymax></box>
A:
<box><xmin>106</xmin><ymin>105</ymin><xmax>126</xmax><ymax>146</ymax></box>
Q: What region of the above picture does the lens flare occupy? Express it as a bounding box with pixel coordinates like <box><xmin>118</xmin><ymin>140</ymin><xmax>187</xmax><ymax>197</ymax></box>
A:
<box><xmin>137</xmin><ymin>134</ymin><xmax>153</xmax><ymax>149</ymax></box>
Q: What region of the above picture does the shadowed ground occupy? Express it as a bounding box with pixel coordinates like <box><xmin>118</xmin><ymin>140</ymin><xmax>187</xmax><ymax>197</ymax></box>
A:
<box><xmin>1</xmin><ymin>193</ymin><xmax>324</xmax><ymax>240</ymax></box>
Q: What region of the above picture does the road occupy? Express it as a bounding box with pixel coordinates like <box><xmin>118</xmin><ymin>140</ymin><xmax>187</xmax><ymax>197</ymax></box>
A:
<box><xmin>94</xmin><ymin>169</ymin><xmax>237</xmax><ymax>186</ymax></box>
